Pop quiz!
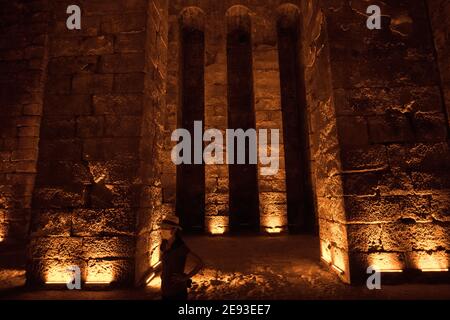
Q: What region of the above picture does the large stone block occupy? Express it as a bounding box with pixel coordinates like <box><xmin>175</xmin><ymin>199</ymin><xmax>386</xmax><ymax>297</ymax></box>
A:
<box><xmin>344</xmin><ymin>195</ymin><xmax>432</xmax><ymax>223</ymax></box>
<box><xmin>40</xmin><ymin>117</ymin><xmax>76</xmax><ymax>139</ymax></box>
<box><xmin>73</xmin><ymin>208</ymin><xmax>135</xmax><ymax>236</ymax></box>
<box><xmin>72</xmin><ymin>74</ymin><xmax>113</xmax><ymax>94</ymax></box>
<box><xmin>51</xmin><ymin>37</ymin><xmax>108</xmax><ymax>57</ymax></box>
<box><xmin>30</xmin><ymin>237</ymin><xmax>83</xmax><ymax>259</ymax></box>
<box><xmin>99</xmin><ymin>53</ymin><xmax>145</xmax><ymax>73</ymax></box>
<box><xmin>35</xmin><ymin>161</ymin><xmax>92</xmax><ymax>186</ymax></box>
<box><xmin>48</xmin><ymin>56</ymin><xmax>98</xmax><ymax>75</ymax></box>
<box><xmin>82</xmin><ymin>237</ymin><xmax>135</xmax><ymax>259</ymax></box>
<box><xmin>412</xmin><ymin>112</ymin><xmax>448</xmax><ymax>142</ymax></box>
<box><xmin>86</xmin><ymin>258</ymin><xmax>134</xmax><ymax>285</ymax></box>
<box><xmin>82</xmin><ymin>138</ymin><xmax>140</xmax><ymax>161</ymax></box>
<box><xmin>104</xmin><ymin>116</ymin><xmax>141</xmax><ymax>137</ymax></box>
<box><xmin>387</xmin><ymin>143</ymin><xmax>450</xmax><ymax>171</ymax></box>
<box><xmin>101</xmin><ymin>13</ymin><xmax>146</xmax><ymax>34</ymax></box>
<box><xmin>336</xmin><ymin>116</ymin><xmax>369</xmax><ymax>146</ymax></box>
<box><xmin>30</xmin><ymin>210</ymin><xmax>72</xmax><ymax>237</ymax></box>
<box><xmin>87</xmin><ymin>160</ymin><xmax>139</xmax><ymax>184</ymax></box>
<box><xmin>93</xmin><ymin>94</ymin><xmax>143</xmax><ymax>115</ymax></box>
<box><xmin>341</xmin><ymin>145</ymin><xmax>388</xmax><ymax>171</ymax></box>
<box><xmin>113</xmin><ymin>73</ymin><xmax>145</xmax><ymax>93</ymax></box>
<box><xmin>32</xmin><ymin>185</ymin><xmax>85</xmax><ymax>209</ymax></box>
<box><xmin>368</xmin><ymin>113</ymin><xmax>414</xmax><ymax>144</ymax></box>
<box><xmin>115</xmin><ymin>33</ymin><xmax>145</xmax><ymax>53</ymax></box>
<box><xmin>44</xmin><ymin>94</ymin><xmax>92</xmax><ymax>116</ymax></box>
<box><xmin>39</xmin><ymin>139</ymin><xmax>82</xmax><ymax>161</ymax></box>
<box><xmin>76</xmin><ymin>116</ymin><xmax>104</xmax><ymax>138</ymax></box>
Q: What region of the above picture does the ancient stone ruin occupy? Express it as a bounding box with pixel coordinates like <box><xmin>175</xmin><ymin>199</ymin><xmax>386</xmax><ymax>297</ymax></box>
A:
<box><xmin>0</xmin><ymin>0</ymin><xmax>449</xmax><ymax>292</ymax></box>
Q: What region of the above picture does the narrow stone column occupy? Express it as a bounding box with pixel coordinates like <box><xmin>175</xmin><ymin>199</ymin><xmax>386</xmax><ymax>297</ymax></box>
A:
<box><xmin>204</xmin><ymin>7</ymin><xmax>230</xmax><ymax>235</ymax></box>
<box><xmin>252</xmin><ymin>8</ymin><xmax>288</xmax><ymax>234</ymax></box>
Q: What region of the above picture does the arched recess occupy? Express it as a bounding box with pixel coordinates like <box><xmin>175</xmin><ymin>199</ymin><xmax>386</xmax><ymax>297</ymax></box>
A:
<box><xmin>176</xmin><ymin>7</ymin><xmax>206</xmax><ymax>232</ymax></box>
<box><xmin>277</xmin><ymin>4</ymin><xmax>316</xmax><ymax>233</ymax></box>
<box><xmin>226</xmin><ymin>6</ymin><xmax>260</xmax><ymax>232</ymax></box>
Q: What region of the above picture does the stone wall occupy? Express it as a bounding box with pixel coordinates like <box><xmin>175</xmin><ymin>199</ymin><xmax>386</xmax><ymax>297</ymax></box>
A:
<box><xmin>427</xmin><ymin>0</ymin><xmax>450</xmax><ymax>129</ymax></box>
<box><xmin>1</xmin><ymin>0</ymin><xmax>449</xmax><ymax>288</ymax></box>
<box><xmin>323</xmin><ymin>0</ymin><xmax>450</xmax><ymax>281</ymax></box>
<box><xmin>0</xmin><ymin>0</ymin><xmax>49</xmax><ymax>288</ymax></box>
<box><xmin>25</xmin><ymin>0</ymin><xmax>167</xmax><ymax>286</ymax></box>
<box><xmin>135</xmin><ymin>0</ymin><xmax>168</xmax><ymax>284</ymax></box>
<box><xmin>303</xmin><ymin>1</ymin><xmax>349</xmax><ymax>282</ymax></box>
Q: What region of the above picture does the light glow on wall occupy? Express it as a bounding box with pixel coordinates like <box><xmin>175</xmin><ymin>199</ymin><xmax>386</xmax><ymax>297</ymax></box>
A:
<box><xmin>206</xmin><ymin>216</ymin><xmax>228</xmax><ymax>235</ymax></box>
<box><xmin>320</xmin><ymin>241</ymin><xmax>348</xmax><ymax>277</ymax></box>
<box><xmin>261</xmin><ymin>215</ymin><xmax>285</xmax><ymax>234</ymax></box>
<box><xmin>368</xmin><ymin>253</ymin><xmax>404</xmax><ymax>273</ymax></box>
<box><xmin>332</xmin><ymin>264</ymin><xmax>345</xmax><ymax>275</ymax></box>
<box><xmin>320</xmin><ymin>240</ymin><xmax>332</xmax><ymax>264</ymax></box>
<box><xmin>0</xmin><ymin>213</ymin><xmax>7</xmax><ymax>242</ymax></box>
<box><xmin>85</xmin><ymin>262</ymin><xmax>115</xmax><ymax>284</ymax></box>
<box><xmin>421</xmin><ymin>268</ymin><xmax>449</xmax><ymax>272</ymax></box>
<box><xmin>411</xmin><ymin>252</ymin><xmax>448</xmax><ymax>273</ymax></box>
<box><xmin>146</xmin><ymin>261</ymin><xmax>162</xmax><ymax>289</ymax></box>
<box><xmin>331</xmin><ymin>247</ymin><xmax>348</xmax><ymax>276</ymax></box>
<box><xmin>45</xmin><ymin>265</ymin><xmax>74</xmax><ymax>284</ymax></box>
<box><xmin>146</xmin><ymin>274</ymin><xmax>162</xmax><ymax>289</ymax></box>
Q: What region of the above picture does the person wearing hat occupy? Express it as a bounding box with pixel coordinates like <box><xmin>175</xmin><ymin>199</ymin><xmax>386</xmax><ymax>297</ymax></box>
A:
<box><xmin>157</xmin><ymin>215</ymin><xmax>204</xmax><ymax>300</ymax></box>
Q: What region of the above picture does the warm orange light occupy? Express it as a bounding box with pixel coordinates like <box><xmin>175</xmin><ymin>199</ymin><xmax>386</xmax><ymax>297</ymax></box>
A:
<box><xmin>147</xmin><ymin>275</ymin><xmax>161</xmax><ymax>289</ymax></box>
<box><xmin>86</xmin><ymin>262</ymin><xmax>115</xmax><ymax>284</ymax></box>
<box><xmin>150</xmin><ymin>246</ymin><xmax>161</xmax><ymax>266</ymax></box>
<box><xmin>376</xmin><ymin>269</ymin><xmax>403</xmax><ymax>273</ymax></box>
<box><xmin>207</xmin><ymin>216</ymin><xmax>228</xmax><ymax>235</ymax></box>
<box><xmin>320</xmin><ymin>240</ymin><xmax>332</xmax><ymax>264</ymax></box>
<box><xmin>368</xmin><ymin>253</ymin><xmax>404</xmax><ymax>273</ymax></box>
<box><xmin>421</xmin><ymin>268</ymin><xmax>448</xmax><ymax>272</ymax></box>
<box><xmin>331</xmin><ymin>248</ymin><xmax>348</xmax><ymax>277</ymax></box>
<box><xmin>145</xmin><ymin>261</ymin><xmax>162</xmax><ymax>285</ymax></box>
<box><xmin>332</xmin><ymin>264</ymin><xmax>345</xmax><ymax>275</ymax></box>
<box><xmin>412</xmin><ymin>252</ymin><xmax>448</xmax><ymax>272</ymax></box>
<box><xmin>266</xmin><ymin>227</ymin><xmax>283</xmax><ymax>234</ymax></box>
<box><xmin>0</xmin><ymin>224</ymin><xmax>6</xmax><ymax>243</ymax></box>
<box><xmin>45</xmin><ymin>265</ymin><xmax>74</xmax><ymax>284</ymax></box>
<box><xmin>262</xmin><ymin>216</ymin><xmax>284</xmax><ymax>234</ymax></box>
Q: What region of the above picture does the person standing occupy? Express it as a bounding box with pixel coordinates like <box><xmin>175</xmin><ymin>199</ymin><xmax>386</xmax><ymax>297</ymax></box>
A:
<box><xmin>159</xmin><ymin>215</ymin><xmax>204</xmax><ymax>300</ymax></box>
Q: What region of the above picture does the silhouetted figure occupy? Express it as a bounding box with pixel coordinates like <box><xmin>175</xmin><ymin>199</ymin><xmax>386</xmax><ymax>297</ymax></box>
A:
<box><xmin>159</xmin><ymin>216</ymin><xmax>204</xmax><ymax>300</ymax></box>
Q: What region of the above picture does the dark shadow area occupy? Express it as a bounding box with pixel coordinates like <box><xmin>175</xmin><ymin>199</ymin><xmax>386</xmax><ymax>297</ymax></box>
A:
<box><xmin>277</xmin><ymin>12</ymin><xmax>316</xmax><ymax>234</ymax></box>
<box><xmin>227</xmin><ymin>26</ymin><xmax>260</xmax><ymax>233</ymax></box>
<box><xmin>176</xmin><ymin>24</ymin><xmax>206</xmax><ymax>233</ymax></box>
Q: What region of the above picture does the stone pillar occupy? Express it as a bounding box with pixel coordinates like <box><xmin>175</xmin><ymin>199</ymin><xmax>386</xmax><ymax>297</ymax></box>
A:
<box><xmin>0</xmin><ymin>0</ymin><xmax>49</xmax><ymax>289</ymax></box>
<box><xmin>204</xmin><ymin>6</ymin><xmax>229</xmax><ymax>235</ymax></box>
<box><xmin>28</xmin><ymin>0</ymin><xmax>167</xmax><ymax>287</ymax></box>
<box><xmin>135</xmin><ymin>0</ymin><xmax>169</xmax><ymax>285</ymax></box>
<box><xmin>299</xmin><ymin>1</ymin><xmax>350</xmax><ymax>282</ymax></box>
<box><xmin>252</xmin><ymin>7</ymin><xmax>288</xmax><ymax>234</ymax></box>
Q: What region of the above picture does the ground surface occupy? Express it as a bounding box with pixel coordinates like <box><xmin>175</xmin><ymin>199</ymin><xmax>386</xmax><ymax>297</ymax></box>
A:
<box><xmin>2</xmin><ymin>235</ymin><xmax>450</xmax><ymax>300</ymax></box>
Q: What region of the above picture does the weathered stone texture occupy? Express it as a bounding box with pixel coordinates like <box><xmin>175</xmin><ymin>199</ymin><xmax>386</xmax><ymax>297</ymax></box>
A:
<box><xmin>21</xmin><ymin>0</ymin><xmax>168</xmax><ymax>286</ymax></box>
<box><xmin>323</xmin><ymin>0</ymin><xmax>450</xmax><ymax>281</ymax></box>
<box><xmin>0</xmin><ymin>0</ymin><xmax>49</xmax><ymax>284</ymax></box>
<box><xmin>1</xmin><ymin>0</ymin><xmax>449</xmax><ymax>288</ymax></box>
<box><xmin>427</xmin><ymin>0</ymin><xmax>450</xmax><ymax>129</ymax></box>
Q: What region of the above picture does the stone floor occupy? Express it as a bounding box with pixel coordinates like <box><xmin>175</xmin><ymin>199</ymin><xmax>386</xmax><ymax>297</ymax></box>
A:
<box><xmin>2</xmin><ymin>235</ymin><xmax>450</xmax><ymax>300</ymax></box>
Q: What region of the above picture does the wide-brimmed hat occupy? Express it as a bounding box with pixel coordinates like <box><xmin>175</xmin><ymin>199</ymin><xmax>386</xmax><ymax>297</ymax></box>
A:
<box><xmin>161</xmin><ymin>215</ymin><xmax>182</xmax><ymax>230</ymax></box>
